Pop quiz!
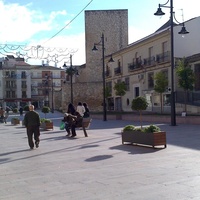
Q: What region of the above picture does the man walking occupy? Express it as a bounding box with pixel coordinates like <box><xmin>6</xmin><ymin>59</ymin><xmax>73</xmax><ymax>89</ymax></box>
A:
<box><xmin>24</xmin><ymin>105</ymin><xmax>41</xmax><ymax>149</ymax></box>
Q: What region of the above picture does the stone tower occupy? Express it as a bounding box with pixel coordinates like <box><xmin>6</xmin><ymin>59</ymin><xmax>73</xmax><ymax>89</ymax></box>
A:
<box><xmin>83</xmin><ymin>9</ymin><xmax>128</xmax><ymax>82</ymax></box>
<box><xmin>62</xmin><ymin>10</ymin><xmax>128</xmax><ymax>112</ymax></box>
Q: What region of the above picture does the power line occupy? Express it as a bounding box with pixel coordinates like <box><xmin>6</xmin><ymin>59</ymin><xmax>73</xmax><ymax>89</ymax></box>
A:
<box><xmin>43</xmin><ymin>0</ymin><xmax>94</xmax><ymax>44</ymax></box>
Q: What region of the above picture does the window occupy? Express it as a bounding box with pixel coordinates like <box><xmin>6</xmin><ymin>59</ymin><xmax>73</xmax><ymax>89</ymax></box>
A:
<box><xmin>11</xmin><ymin>71</ymin><xmax>15</xmax><ymax>78</ymax></box>
<box><xmin>135</xmin><ymin>87</ymin><xmax>139</xmax><ymax>97</ymax></box>
<box><xmin>6</xmin><ymin>91</ymin><xmax>10</xmax><ymax>98</ymax></box>
<box><xmin>162</xmin><ymin>41</ymin><xmax>167</xmax><ymax>53</ymax></box>
<box><xmin>11</xmin><ymin>91</ymin><xmax>15</xmax><ymax>98</ymax></box>
<box><xmin>118</xmin><ymin>60</ymin><xmax>121</xmax><ymax>67</ymax></box>
<box><xmin>22</xmin><ymin>81</ymin><xmax>27</xmax><ymax>88</ymax></box>
<box><xmin>22</xmin><ymin>91</ymin><xmax>27</xmax><ymax>98</ymax></box>
<box><xmin>21</xmin><ymin>71</ymin><xmax>26</xmax><ymax>78</ymax></box>
<box><xmin>148</xmin><ymin>72</ymin><xmax>154</xmax><ymax>88</ymax></box>
<box><xmin>125</xmin><ymin>77</ymin><xmax>130</xmax><ymax>91</ymax></box>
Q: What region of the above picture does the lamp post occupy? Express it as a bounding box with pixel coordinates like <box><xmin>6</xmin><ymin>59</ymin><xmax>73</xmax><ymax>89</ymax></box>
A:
<box><xmin>154</xmin><ymin>0</ymin><xmax>189</xmax><ymax>126</ymax></box>
<box><xmin>92</xmin><ymin>33</ymin><xmax>107</xmax><ymax>121</ymax></box>
<box><xmin>51</xmin><ymin>72</ymin><xmax>54</xmax><ymax>113</ymax></box>
<box><xmin>63</xmin><ymin>55</ymin><xmax>78</xmax><ymax>105</ymax></box>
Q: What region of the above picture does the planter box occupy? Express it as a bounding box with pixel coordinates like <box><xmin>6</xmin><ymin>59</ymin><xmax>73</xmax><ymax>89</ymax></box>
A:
<box><xmin>11</xmin><ymin>118</ymin><xmax>20</xmax><ymax>125</ymax></box>
<box><xmin>40</xmin><ymin>122</ymin><xmax>53</xmax><ymax>130</ymax></box>
<box><xmin>122</xmin><ymin>131</ymin><xmax>166</xmax><ymax>148</ymax></box>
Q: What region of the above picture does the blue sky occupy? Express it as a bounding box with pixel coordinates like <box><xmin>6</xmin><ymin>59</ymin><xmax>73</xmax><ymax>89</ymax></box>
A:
<box><xmin>0</xmin><ymin>0</ymin><xmax>199</xmax><ymax>65</ymax></box>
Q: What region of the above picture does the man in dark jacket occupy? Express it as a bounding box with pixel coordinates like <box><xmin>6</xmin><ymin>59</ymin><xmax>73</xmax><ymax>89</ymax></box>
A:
<box><xmin>24</xmin><ymin>105</ymin><xmax>41</xmax><ymax>149</ymax></box>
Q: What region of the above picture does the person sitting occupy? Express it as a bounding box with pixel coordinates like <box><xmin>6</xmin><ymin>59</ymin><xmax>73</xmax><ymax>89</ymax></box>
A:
<box><xmin>62</xmin><ymin>113</ymin><xmax>75</xmax><ymax>136</ymax></box>
<box><xmin>76</xmin><ymin>102</ymin><xmax>85</xmax><ymax>117</ymax></box>
<box><xmin>83</xmin><ymin>102</ymin><xmax>90</xmax><ymax>118</ymax></box>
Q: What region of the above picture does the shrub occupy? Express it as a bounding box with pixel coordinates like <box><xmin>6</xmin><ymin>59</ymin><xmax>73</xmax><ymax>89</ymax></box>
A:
<box><xmin>134</xmin><ymin>127</ymin><xmax>143</xmax><ymax>132</ymax></box>
<box><xmin>12</xmin><ymin>108</ymin><xmax>18</xmax><ymax>113</ymax></box>
<box><xmin>144</xmin><ymin>125</ymin><xmax>160</xmax><ymax>133</ymax></box>
<box><xmin>123</xmin><ymin>125</ymin><xmax>135</xmax><ymax>131</ymax></box>
<box><xmin>41</xmin><ymin>106</ymin><xmax>50</xmax><ymax>118</ymax></box>
<box><xmin>23</xmin><ymin>105</ymin><xmax>29</xmax><ymax>111</ymax></box>
<box><xmin>40</xmin><ymin>118</ymin><xmax>52</xmax><ymax>123</ymax></box>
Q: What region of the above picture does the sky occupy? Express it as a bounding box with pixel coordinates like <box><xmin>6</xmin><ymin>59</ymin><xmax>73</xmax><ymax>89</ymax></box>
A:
<box><xmin>0</xmin><ymin>0</ymin><xmax>199</xmax><ymax>66</ymax></box>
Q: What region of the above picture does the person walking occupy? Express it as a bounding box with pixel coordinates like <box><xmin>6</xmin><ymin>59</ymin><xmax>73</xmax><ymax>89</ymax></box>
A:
<box><xmin>19</xmin><ymin>107</ymin><xmax>23</xmax><ymax>116</ymax></box>
<box><xmin>23</xmin><ymin>105</ymin><xmax>41</xmax><ymax>149</ymax></box>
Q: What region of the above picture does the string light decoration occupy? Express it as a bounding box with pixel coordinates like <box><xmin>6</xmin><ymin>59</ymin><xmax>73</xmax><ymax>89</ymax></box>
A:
<box><xmin>0</xmin><ymin>43</ymin><xmax>77</xmax><ymax>66</ymax></box>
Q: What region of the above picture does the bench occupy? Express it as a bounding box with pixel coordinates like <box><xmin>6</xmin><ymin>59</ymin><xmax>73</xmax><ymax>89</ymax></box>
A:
<box><xmin>76</xmin><ymin>118</ymin><xmax>92</xmax><ymax>137</ymax></box>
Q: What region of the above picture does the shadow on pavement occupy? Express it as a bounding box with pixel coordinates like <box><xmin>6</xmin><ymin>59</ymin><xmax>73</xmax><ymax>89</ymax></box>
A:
<box><xmin>85</xmin><ymin>155</ymin><xmax>113</xmax><ymax>162</ymax></box>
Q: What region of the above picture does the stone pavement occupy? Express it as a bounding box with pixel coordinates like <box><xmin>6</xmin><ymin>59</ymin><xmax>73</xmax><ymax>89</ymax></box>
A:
<box><xmin>1</xmin><ymin>111</ymin><xmax>200</xmax><ymax>200</ymax></box>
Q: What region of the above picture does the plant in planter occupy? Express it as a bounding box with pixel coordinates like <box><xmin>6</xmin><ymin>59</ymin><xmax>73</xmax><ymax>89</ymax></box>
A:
<box><xmin>121</xmin><ymin>124</ymin><xmax>166</xmax><ymax>148</ymax></box>
<box><xmin>131</xmin><ymin>96</ymin><xmax>148</xmax><ymax>128</ymax></box>
<box><xmin>12</xmin><ymin>108</ymin><xmax>18</xmax><ymax>114</ymax></box>
<box><xmin>11</xmin><ymin>117</ymin><xmax>20</xmax><ymax>125</ymax></box>
<box><xmin>41</xmin><ymin>106</ymin><xmax>50</xmax><ymax>119</ymax></box>
<box><xmin>40</xmin><ymin>118</ymin><xmax>53</xmax><ymax>130</ymax></box>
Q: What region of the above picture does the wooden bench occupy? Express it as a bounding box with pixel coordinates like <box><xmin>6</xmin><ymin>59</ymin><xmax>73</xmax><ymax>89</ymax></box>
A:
<box><xmin>76</xmin><ymin>118</ymin><xmax>92</xmax><ymax>137</ymax></box>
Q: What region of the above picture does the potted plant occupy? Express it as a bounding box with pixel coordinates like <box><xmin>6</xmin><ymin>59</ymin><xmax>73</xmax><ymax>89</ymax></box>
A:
<box><xmin>11</xmin><ymin>117</ymin><xmax>20</xmax><ymax>125</ymax></box>
<box><xmin>12</xmin><ymin>108</ymin><xmax>18</xmax><ymax>114</ymax></box>
<box><xmin>41</xmin><ymin>106</ymin><xmax>50</xmax><ymax>119</ymax></box>
<box><xmin>40</xmin><ymin>118</ymin><xmax>53</xmax><ymax>130</ymax></box>
<box><xmin>121</xmin><ymin>124</ymin><xmax>166</xmax><ymax>148</ymax></box>
<box><xmin>131</xmin><ymin>96</ymin><xmax>148</xmax><ymax>128</ymax></box>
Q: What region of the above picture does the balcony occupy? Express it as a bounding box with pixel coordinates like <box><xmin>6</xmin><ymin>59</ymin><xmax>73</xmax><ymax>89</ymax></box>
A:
<box><xmin>156</xmin><ymin>51</ymin><xmax>170</xmax><ymax>63</ymax></box>
<box><xmin>128</xmin><ymin>62</ymin><xmax>142</xmax><ymax>72</ymax></box>
<box><xmin>114</xmin><ymin>67</ymin><xmax>122</xmax><ymax>76</ymax></box>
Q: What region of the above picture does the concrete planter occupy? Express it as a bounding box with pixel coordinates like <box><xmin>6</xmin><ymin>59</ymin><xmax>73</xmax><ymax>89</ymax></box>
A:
<box><xmin>121</xmin><ymin>131</ymin><xmax>167</xmax><ymax>148</ymax></box>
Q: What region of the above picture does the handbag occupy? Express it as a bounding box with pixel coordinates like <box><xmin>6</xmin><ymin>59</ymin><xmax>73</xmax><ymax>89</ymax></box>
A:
<box><xmin>60</xmin><ymin>121</ymin><xmax>65</xmax><ymax>130</ymax></box>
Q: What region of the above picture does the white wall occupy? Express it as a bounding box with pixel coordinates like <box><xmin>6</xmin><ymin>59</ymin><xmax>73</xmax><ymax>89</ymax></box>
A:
<box><xmin>174</xmin><ymin>16</ymin><xmax>200</xmax><ymax>58</ymax></box>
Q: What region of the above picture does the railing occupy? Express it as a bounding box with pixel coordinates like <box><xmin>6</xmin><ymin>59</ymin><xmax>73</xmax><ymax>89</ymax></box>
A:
<box><xmin>114</xmin><ymin>67</ymin><xmax>121</xmax><ymax>75</ymax></box>
<box><xmin>176</xmin><ymin>91</ymin><xmax>200</xmax><ymax>106</ymax></box>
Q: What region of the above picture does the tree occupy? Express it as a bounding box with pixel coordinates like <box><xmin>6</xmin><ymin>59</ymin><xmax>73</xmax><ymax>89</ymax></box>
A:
<box><xmin>105</xmin><ymin>86</ymin><xmax>112</xmax><ymax>98</ymax></box>
<box><xmin>131</xmin><ymin>96</ymin><xmax>148</xmax><ymax>128</ymax></box>
<box><xmin>154</xmin><ymin>71</ymin><xmax>168</xmax><ymax>114</ymax></box>
<box><xmin>41</xmin><ymin>106</ymin><xmax>50</xmax><ymax>119</ymax></box>
<box><xmin>113</xmin><ymin>81</ymin><xmax>126</xmax><ymax>111</ymax></box>
<box><xmin>176</xmin><ymin>58</ymin><xmax>195</xmax><ymax>112</ymax></box>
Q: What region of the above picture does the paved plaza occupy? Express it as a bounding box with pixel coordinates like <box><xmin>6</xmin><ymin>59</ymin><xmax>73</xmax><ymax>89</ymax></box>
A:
<box><xmin>1</xmin><ymin>111</ymin><xmax>200</xmax><ymax>200</ymax></box>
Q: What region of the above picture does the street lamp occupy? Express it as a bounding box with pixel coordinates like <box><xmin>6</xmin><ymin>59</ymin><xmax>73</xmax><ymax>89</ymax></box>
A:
<box><xmin>45</xmin><ymin>73</ymin><xmax>54</xmax><ymax>113</ymax></box>
<box><xmin>63</xmin><ymin>55</ymin><xmax>78</xmax><ymax>104</ymax></box>
<box><xmin>154</xmin><ymin>0</ymin><xmax>189</xmax><ymax>126</ymax></box>
<box><xmin>51</xmin><ymin>72</ymin><xmax>54</xmax><ymax>113</ymax></box>
<box><xmin>92</xmin><ymin>33</ymin><xmax>114</xmax><ymax>121</ymax></box>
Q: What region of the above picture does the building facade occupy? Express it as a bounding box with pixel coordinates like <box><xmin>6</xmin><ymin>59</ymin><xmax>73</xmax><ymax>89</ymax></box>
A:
<box><xmin>105</xmin><ymin>16</ymin><xmax>200</xmax><ymax>114</ymax></box>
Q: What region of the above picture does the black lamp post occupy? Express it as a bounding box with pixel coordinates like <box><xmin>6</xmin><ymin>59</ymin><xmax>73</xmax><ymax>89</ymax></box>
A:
<box><xmin>63</xmin><ymin>55</ymin><xmax>78</xmax><ymax>105</ymax></box>
<box><xmin>45</xmin><ymin>73</ymin><xmax>54</xmax><ymax>113</ymax></box>
<box><xmin>154</xmin><ymin>0</ymin><xmax>189</xmax><ymax>126</ymax></box>
<box><xmin>51</xmin><ymin>72</ymin><xmax>54</xmax><ymax>113</ymax></box>
<box><xmin>92</xmin><ymin>33</ymin><xmax>107</xmax><ymax>121</ymax></box>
